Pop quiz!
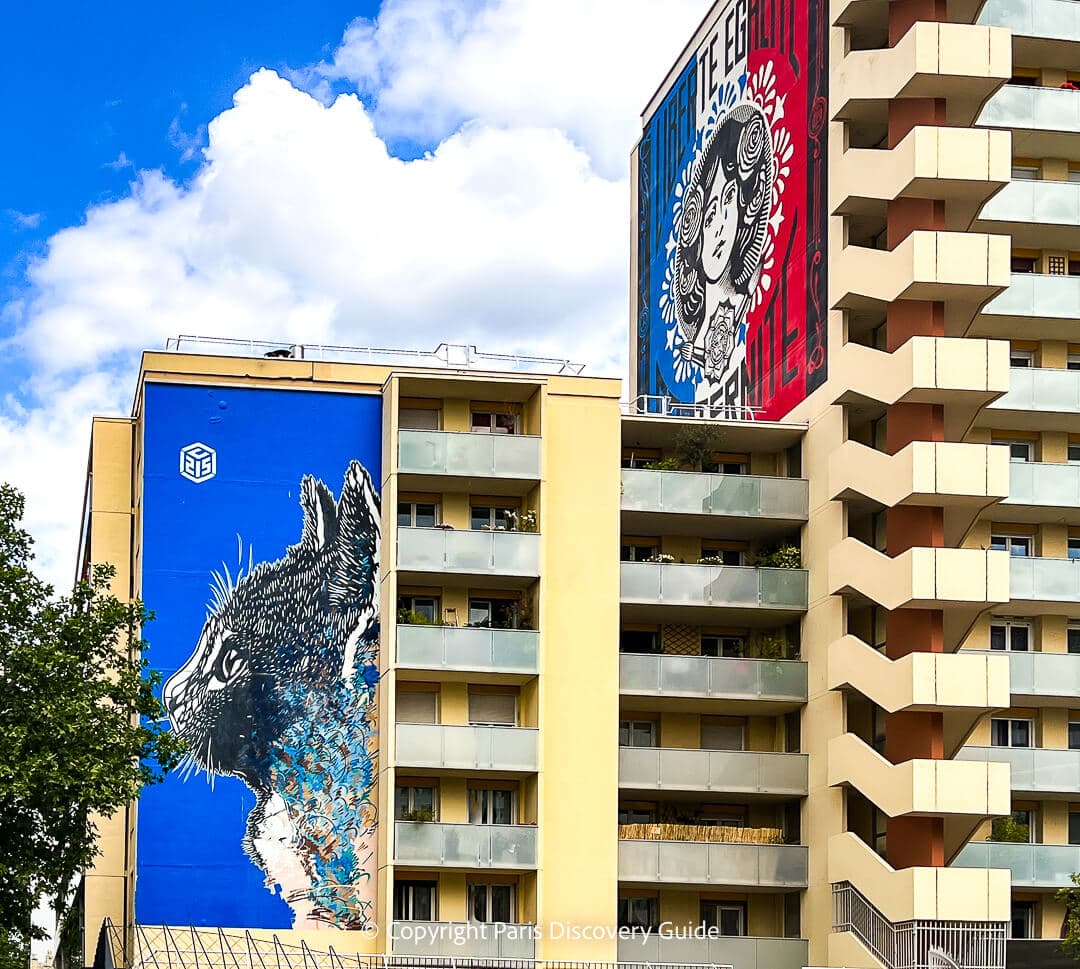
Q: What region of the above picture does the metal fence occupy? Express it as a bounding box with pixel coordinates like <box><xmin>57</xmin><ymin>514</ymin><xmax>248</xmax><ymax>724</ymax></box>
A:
<box><xmin>832</xmin><ymin>882</ymin><xmax>1006</xmax><ymax>969</ymax></box>
<box><xmin>102</xmin><ymin>923</ymin><xmax>732</xmax><ymax>969</ymax></box>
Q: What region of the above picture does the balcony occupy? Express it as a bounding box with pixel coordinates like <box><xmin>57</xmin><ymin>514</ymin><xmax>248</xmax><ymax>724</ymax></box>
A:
<box><xmin>620</xmin><ymin>562</ymin><xmax>807</xmax><ymax>624</ymax></box>
<box><xmin>394</xmin><ymin>821</ymin><xmax>537</xmax><ymax>869</ymax></box>
<box><xmin>397</xmin><ymin>429</ymin><xmax>541</xmax><ymax>492</ymax></box>
<box><xmin>619</xmin><ymin>654</ymin><xmax>806</xmax><ymax>715</ymax></box>
<box><xmin>833</xmin><ymin>126</ymin><xmax>1008</xmax><ymax>213</ymax></box>
<box><xmin>834</xmin><ymin>23</ymin><xmax>1009</xmax><ymax>122</ymax></box>
<box><xmin>953</xmin><ymin>841</ymin><xmax>1080</xmax><ymax>890</ymax></box>
<box><xmin>976</xmin><ymin>180</ymin><xmax>1080</xmax><ymax>249</ymax></box>
<box><xmin>1009</xmin><ymin>557</ymin><xmax>1080</xmax><ymax>617</ymax></box>
<box><xmin>1003</xmin><ymin>462</ymin><xmax>1080</xmax><ymax>525</ymax></box>
<box><xmin>979</xmin><ymin>0</ymin><xmax>1080</xmax><ymax>44</ymax></box>
<box><xmin>617</xmin><ymin>935</ymin><xmax>807</xmax><ymax>969</ymax></box>
<box><xmin>957</xmin><ymin>746</ymin><xmax>1080</xmax><ymax>798</ymax></box>
<box><xmin>620</xmin><ymin>468</ymin><xmax>808</xmax><ymax>540</ymax></box>
<box><xmin>979</xmin><ymin>274</ymin><xmax>1080</xmax><ymax>340</ymax></box>
<box><xmin>832</xmin><ymin>230</ymin><xmax>1009</xmax><ymax>310</ymax></box>
<box><xmin>619</xmin><ymin>747</ymin><xmax>808</xmax><ymax>798</ymax></box>
<box><xmin>394</xmin><ymin>723</ymin><xmax>538</xmax><ymax>773</ymax></box>
<box><xmin>396</xmin><ymin>624</ymin><xmax>538</xmax><ymax>676</ymax></box>
<box><xmin>391</xmin><ymin>922</ymin><xmax>536</xmax><ymax>959</ymax></box>
<box><xmin>985</xmin><ymin>368</ymin><xmax>1080</xmax><ymax>432</ymax></box>
<box><xmin>396</xmin><ymin>526</ymin><xmax>540</xmax><ymax>583</ymax></box>
<box><xmin>974</xmin><ymin>649</ymin><xmax>1080</xmax><ymax>706</ymax></box>
<box><xmin>618</xmin><ymin>838</ymin><xmax>808</xmax><ymax>890</ymax></box>
<box><xmin>979</xmin><ymin>86</ymin><xmax>1080</xmax><ymax>157</ymax></box>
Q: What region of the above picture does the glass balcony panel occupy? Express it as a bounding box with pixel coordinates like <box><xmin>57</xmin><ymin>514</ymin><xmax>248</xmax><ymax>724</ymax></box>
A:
<box><xmin>618</xmin><ymin>840</ymin><xmax>807</xmax><ymax>887</ymax></box>
<box><xmin>394</xmin><ymin>822</ymin><xmax>537</xmax><ymax>868</ymax></box>
<box><xmin>760</xmin><ymin>568</ymin><xmax>809</xmax><ymax>607</ymax></box>
<box><xmin>617</xmin><ymin>936</ymin><xmax>808</xmax><ymax>969</ymax></box>
<box><xmin>621</xmin><ymin>562</ymin><xmax>808</xmax><ymax>609</ymax></box>
<box><xmin>957</xmin><ymin>745</ymin><xmax>1080</xmax><ymax>793</ymax></box>
<box><xmin>618</xmin><ymin>746</ymin><xmax>808</xmax><ymax>795</ymax></box>
<box><xmin>980</xmin><ymin>0</ymin><xmax>1080</xmax><ymax>42</ymax></box>
<box><xmin>396</xmin><ymin>625</ymin><xmax>538</xmax><ymax>673</ymax></box>
<box><xmin>397</xmin><ymin>527</ymin><xmax>540</xmax><ymax>576</ymax></box>
<box><xmin>395</xmin><ymin>724</ymin><xmax>538</xmax><ymax>772</ymax></box>
<box><xmin>757</xmin><ymin>751</ymin><xmax>810</xmax><ymax>794</ymax></box>
<box><xmin>700</xmin><ymin>566</ymin><xmax>759</xmax><ymax>604</ymax></box>
<box><xmin>1007</xmin><ymin>461</ymin><xmax>1080</xmax><ymax>507</ymax></box>
<box><xmin>1010</xmin><ymin>556</ymin><xmax>1080</xmax><ymax>602</ymax></box>
<box><xmin>980</xmin><ymin>85</ymin><xmax>1080</xmax><ymax>133</ymax></box>
<box><xmin>398</xmin><ymin>430</ymin><xmax>541</xmax><ymax>479</ymax></box>
<box><xmin>620</xmin><ymin>469</ymin><xmax>808</xmax><ymax>518</ymax></box>
<box><xmin>706</xmin><ymin>657</ymin><xmax>759</xmax><ymax>695</ymax></box>
<box><xmin>760</xmin><ymin>659</ymin><xmax>809</xmax><ymax>698</ymax></box>
<box><xmin>954</xmin><ymin>842</ymin><xmax>1080</xmax><ymax>888</ymax></box>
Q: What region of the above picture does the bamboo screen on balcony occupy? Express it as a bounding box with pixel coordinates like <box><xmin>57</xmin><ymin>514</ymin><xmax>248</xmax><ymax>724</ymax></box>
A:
<box><xmin>618</xmin><ymin>823</ymin><xmax>783</xmax><ymax>844</ymax></box>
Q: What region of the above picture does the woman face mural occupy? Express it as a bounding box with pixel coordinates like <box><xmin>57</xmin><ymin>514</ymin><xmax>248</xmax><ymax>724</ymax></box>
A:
<box><xmin>675</xmin><ymin>101</ymin><xmax>775</xmax><ymax>389</ymax></box>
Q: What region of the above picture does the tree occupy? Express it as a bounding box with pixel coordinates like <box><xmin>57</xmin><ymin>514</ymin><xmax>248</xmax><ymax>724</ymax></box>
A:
<box><xmin>1059</xmin><ymin>873</ymin><xmax>1080</xmax><ymax>961</ymax></box>
<box><xmin>0</xmin><ymin>484</ymin><xmax>183</xmax><ymax>969</ymax></box>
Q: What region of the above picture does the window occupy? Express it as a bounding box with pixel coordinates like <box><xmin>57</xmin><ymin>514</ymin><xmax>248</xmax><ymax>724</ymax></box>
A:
<box><xmin>1050</xmin><ymin>255</ymin><xmax>1069</xmax><ymax>276</ymax></box>
<box><xmin>619</xmin><ymin>719</ymin><xmax>657</xmax><ymax>748</ymax></box>
<box><xmin>1071</xmin><ymin>170</ymin><xmax>1080</xmax><ymax>184</ymax></box>
<box><xmin>701</xmin><ymin>635</ymin><xmax>747</xmax><ymax>658</ymax></box>
<box><xmin>396</xmin><ymin>785</ymin><xmax>437</xmax><ymax>821</ymax></box>
<box><xmin>469</xmin><ymin>598</ymin><xmax>521</xmax><ymax>629</ymax></box>
<box><xmin>400</xmin><ymin>408</ymin><xmax>440</xmax><ymax>430</ymax></box>
<box><xmin>1070</xmin><ymin>538</ymin><xmax>1080</xmax><ymax>561</ymax></box>
<box><xmin>471</xmin><ymin>505</ymin><xmax>516</xmax><ymax>531</ymax></box>
<box><xmin>1070</xmin><ymin>812</ymin><xmax>1080</xmax><ymax>846</ymax></box>
<box><xmin>1069</xmin><ymin>625</ymin><xmax>1080</xmax><ymax>654</ymax></box>
<box><xmin>1069</xmin><ymin>354</ymin><xmax>1080</xmax><ymax>371</ymax></box>
<box><xmin>397</xmin><ymin>690</ymin><xmax>438</xmax><ymax>724</ymax></box>
<box><xmin>701</xmin><ymin>546</ymin><xmax>744</xmax><ymax>566</ymax></box>
<box><xmin>1011</xmin><ymin>166</ymin><xmax>1039</xmax><ymax>181</ymax></box>
<box><xmin>991</xmin><ymin>718</ymin><xmax>1033</xmax><ymax>748</ymax></box>
<box><xmin>993</xmin><ymin>809</ymin><xmax>1034</xmax><ymax>843</ymax></box>
<box><xmin>699</xmin><ymin>806</ymin><xmax>746</xmax><ymax>828</ymax></box>
<box><xmin>992</xmin><ymin>439</ymin><xmax>1033</xmax><ymax>463</ymax></box>
<box><xmin>468</xmin><ymin>692</ymin><xmax>517</xmax><ymax>726</ymax></box>
<box><xmin>1011</xmin><ymin>256</ymin><xmax>1037</xmax><ymax>274</ymax></box>
<box><xmin>398</xmin><ymin>501</ymin><xmax>439</xmax><ymax>528</ymax></box>
<box><xmin>398</xmin><ymin>595</ymin><xmax>440</xmax><ymax>624</ymax></box>
<box><xmin>621</xmin><ymin>450</ymin><xmax>660</xmax><ymax>469</ymax></box>
<box><xmin>701</xmin><ymin>719</ymin><xmax>745</xmax><ymax>751</ymax></box>
<box><xmin>618</xmin><ymin>806</ymin><xmax>656</xmax><ymax>824</ymax></box>
<box><xmin>1072</xmin><ymin>260</ymin><xmax>1080</xmax><ymax>277</ymax></box>
<box><xmin>469</xmin><ymin>788</ymin><xmax>515</xmax><ymax>825</ymax></box>
<box><xmin>1011</xmin><ymin>901</ymin><xmax>1035</xmax><ymax>941</ymax></box>
<box><xmin>394</xmin><ymin>881</ymin><xmax>436</xmax><ymax>920</ymax></box>
<box><xmin>621</xmin><ymin>541</ymin><xmax>659</xmax><ymax>562</ymax></box>
<box><xmin>990</xmin><ymin>621</ymin><xmax>1030</xmax><ymax>652</ymax></box>
<box><xmin>469</xmin><ymin>883</ymin><xmax>515</xmax><ymax>923</ymax></box>
<box><xmin>620</xmin><ymin>629</ymin><xmax>660</xmax><ymax>654</ymax></box>
<box><xmin>700</xmin><ymin>901</ymin><xmax>746</xmax><ymax>937</ymax></box>
<box><xmin>1008</xmin><ymin>75</ymin><xmax>1038</xmax><ymax>86</ymax></box>
<box><xmin>1010</xmin><ymin>349</ymin><xmax>1034</xmax><ymax>368</ymax></box>
<box><xmin>990</xmin><ymin>534</ymin><xmax>1032</xmax><ymax>557</ymax></box>
<box><xmin>1070</xmin><ymin>721</ymin><xmax>1080</xmax><ymax>750</ymax></box>
<box><xmin>704</xmin><ymin>459</ymin><xmax>748</xmax><ymax>475</ymax></box>
<box><xmin>618</xmin><ymin>897</ymin><xmax>658</xmax><ymax>932</ymax></box>
<box><xmin>472</xmin><ymin>412</ymin><xmax>517</xmax><ymax>435</ymax></box>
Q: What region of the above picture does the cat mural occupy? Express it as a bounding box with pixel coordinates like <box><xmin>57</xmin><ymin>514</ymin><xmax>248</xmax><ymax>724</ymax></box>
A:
<box><xmin>162</xmin><ymin>460</ymin><xmax>381</xmax><ymax>928</ymax></box>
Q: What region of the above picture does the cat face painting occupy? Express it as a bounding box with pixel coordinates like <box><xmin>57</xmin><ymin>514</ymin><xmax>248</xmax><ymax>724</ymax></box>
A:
<box><xmin>162</xmin><ymin>460</ymin><xmax>381</xmax><ymax>928</ymax></box>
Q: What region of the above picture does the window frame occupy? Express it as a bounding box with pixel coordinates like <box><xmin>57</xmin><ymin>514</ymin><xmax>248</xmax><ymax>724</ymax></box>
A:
<box><xmin>395</xmin><ymin>784</ymin><xmax>438</xmax><ymax>821</ymax></box>
<box><xmin>471</xmin><ymin>412</ymin><xmax>519</xmax><ymax>435</ymax></box>
<box><xmin>619</xmin><ymin>719</ymin><xmax>658</xmax><ymax>748</ymax></box>
<box><xmin>992</xmin><ymin>439</ymin><xmax>1033</xmax><ymax>463</ymax></box>
<box><xmin>469</xmin><ymin>882</ymin><xmax>516</xmax><ymax>923</ymax></box>
<box><xmin>989</xmin><ymin>620</ymin><xmax>1031</xmax><ymax>652</ymax></box>
<box><xmin>700</xmin><ymin>900</ymin><xmax>747</xmax><ymax>937</ymax></box>
<box><xmin>990</xmin><ymin>533</ymin><xmax>1032</xmax><ymax>558</ymax></box>
<box><xmin>398</xmin><ymin>500</ymin><xmax>440</xmax><ymax>528</ymax></box>
<box><xmin>394</xmin><ymin>880</ymin><xmax>437</xmax><ymax>921</ymax></box>
<box><xmin>990</xmin><ymin>717</ymin><xmax>1034</xmax><ymax>749</ymax></box>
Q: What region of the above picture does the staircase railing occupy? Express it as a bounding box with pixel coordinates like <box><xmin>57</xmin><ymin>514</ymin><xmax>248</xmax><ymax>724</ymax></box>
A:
<box><xmin>832</xmin><ymin>882</ymin><xmax>1006</xmax><ymax>969</ymax></box>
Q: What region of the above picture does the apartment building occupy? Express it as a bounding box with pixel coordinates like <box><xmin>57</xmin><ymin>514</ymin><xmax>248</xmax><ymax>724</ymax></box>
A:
<box><xmin>64</xmin><ymin>2</ymin><xmax>1080</xmax><ymax>969</ymax></box>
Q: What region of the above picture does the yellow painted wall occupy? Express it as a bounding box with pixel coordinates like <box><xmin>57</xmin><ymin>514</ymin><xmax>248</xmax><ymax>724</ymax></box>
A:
<box><xmin>535</xmin><ymin>378</ymin><xmax>622</xmax><ymax>960</ymax></box>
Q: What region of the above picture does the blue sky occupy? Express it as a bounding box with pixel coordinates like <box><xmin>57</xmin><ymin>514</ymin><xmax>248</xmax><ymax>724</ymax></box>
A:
<box><xmin>0</xmin><ymin>0</ymin><xmax>708</xmax><ymax>593</ymax></box>
<box><xmin>0</xmin><ymin>1</ymin><xmax>379</xmax><ymax>285</ymax></box>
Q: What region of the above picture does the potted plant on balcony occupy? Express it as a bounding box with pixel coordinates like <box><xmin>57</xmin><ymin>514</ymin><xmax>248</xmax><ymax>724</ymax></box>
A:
<box><xmin>747</xmin><ymin>545</ymin><xmax>802</xmax><ymax>569</ymax></box>
<box><xmin>399</xmin><ymin>808</ymin><xmax>435</xmax><ymax>822</ymax></box>
<box><xmin>989</xmin><ymin>816</ymin><xmax>1030</xmax><ymax>843</ymax></box>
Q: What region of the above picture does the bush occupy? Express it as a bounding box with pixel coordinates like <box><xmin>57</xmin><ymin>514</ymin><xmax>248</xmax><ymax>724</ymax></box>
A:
<box><xmin>990</xmin><ymin>816</ymin><xmax>1030</xmax><ymax>843</ymax></box>
<box><xmin>747</xmin><ymin>545</ymin><xmax>802</xmax><ymax>569</ymax></box>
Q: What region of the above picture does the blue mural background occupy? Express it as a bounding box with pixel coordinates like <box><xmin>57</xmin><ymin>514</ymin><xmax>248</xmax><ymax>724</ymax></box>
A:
<box><xmin>137</xmin><ymin>383</ymin><xmax>382</xmax><ymax>927</ymax></box>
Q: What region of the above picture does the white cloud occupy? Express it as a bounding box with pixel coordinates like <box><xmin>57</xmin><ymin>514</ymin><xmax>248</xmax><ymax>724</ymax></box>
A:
<box><xmin>306</xmin><ymin>0</ymin><xmax>708</xmax><ymax>178</ymax></box>
<box><xmin>6</xmin><ymin>209</ymin><xmax>42</xmax><ymax>229</ymax></box>
<box><xmin>4</xmin><ymin>0</ymin><xmax>713</xmax><ymax>589</ymax></box>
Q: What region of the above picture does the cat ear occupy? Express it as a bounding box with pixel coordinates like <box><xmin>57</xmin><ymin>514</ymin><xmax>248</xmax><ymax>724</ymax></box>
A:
<box><xmin>299</xmin><ymin>475</ymin><xmax>339</xmax><ymax>551</ymax></box>
<box><xmin>329</xmin><ymin>461</ymin><xmax>381</xmax><ymax>610</ymax></box>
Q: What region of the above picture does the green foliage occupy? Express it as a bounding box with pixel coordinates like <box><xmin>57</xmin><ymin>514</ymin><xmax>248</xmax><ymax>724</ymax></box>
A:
<box><xmin>749</xmin><ymin>631</ymin><xmax>789</xmax><ymax>661</ymax></box>
<box><xmin>1057</xmin><ymin>873</ymin><xmax>1080</xmax><ymax>961</ymax></box>
<box><xmin>674</xmin><ymin>425</ymin><xmax>726</xmax><ymax>472</ymax></box>
<box><xmin>990</xmin><ymin>816</ymin><xmax>1031</xmax><ymax>843</ymax></box>
<box><xmin>397</xmin><ymin>608</ymin><xmax>433</xmax><ymax>625</ymax></box>
<box><xmin>398</xmin><ymin>808</ymin><xmax>435</xmax><ymax>822</ymax></box>
<box><xmin>747</xmin><ymin>545</ymin><xmax>803</xmax><ymax>569</ymax></box>
<box><xmin>0</xmin><ymin>484</ymin><xmax>184</xmax><ymax>966</ymax></box>
<box><xmin>642</xmin><ymin>457</ymin><xmax>682</xmax><ymax>471</ymax></box>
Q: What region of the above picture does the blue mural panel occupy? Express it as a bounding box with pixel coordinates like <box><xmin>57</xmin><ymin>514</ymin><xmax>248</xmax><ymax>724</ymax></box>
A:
<box><xmin>138</xmin><ymin>383</ymin><xmax>383</xmax><ymax>929</ymax></box>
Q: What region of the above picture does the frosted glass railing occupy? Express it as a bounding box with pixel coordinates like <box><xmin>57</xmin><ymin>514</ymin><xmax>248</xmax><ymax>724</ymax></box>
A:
<box><xmin>619</xmin><ymin>747</ymin><xmax>808</xmax><ymax>796</ymax></box>
<box><xmin>397</xmin><ymin>625</ymin><xmax>538</xmax><ymax>674</ymax></box>
<box><xmin>397</xmin><ymin>527</ymin><xmax>540</xmax><ymax>576</ymax></box>
<box><xmin>398</xmin><ymin>429</ymin><xmax>541</xmax><ymax>479</ymax></box>
<box><xmin>618</xmin><ymin>839</ymin><xmax>807</xmax><ymax>888</ymax></box>
<box><xmin>620</xmin><ymin>653</ymin><xmax>806</xmax><ymax>701</ymax></box>
<box><xmin>620</xmin><ymin>562</ymin><xmax>808</xmax><ymax>610</ymax></box>
<box><xmin>394</xmin><ymin>822</ymin><xmax>537</xmax><ymax>868</ymax></box>
<box><xmin>621</xmin><ymin>469</ymin><xmax>808</xmax><ymax>520</ymax></box>
<box><xmin>395</xmin><ymin>723</ymin><xmax>538</xmax><ymax>771</ymax></box>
